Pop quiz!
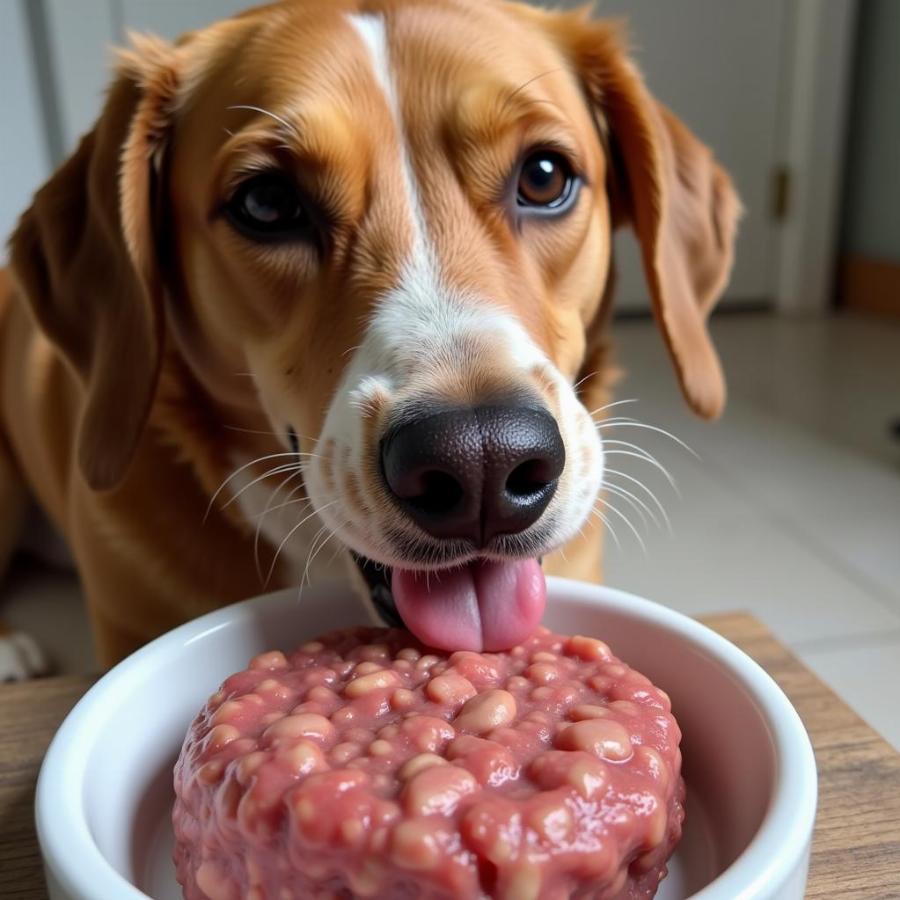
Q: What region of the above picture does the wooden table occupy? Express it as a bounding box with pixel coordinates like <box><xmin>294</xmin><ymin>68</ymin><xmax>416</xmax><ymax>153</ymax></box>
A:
<box><xmin>2</xmin><ymin>613</ymin><xmax>899</xmax><ymax>899</ymax></box>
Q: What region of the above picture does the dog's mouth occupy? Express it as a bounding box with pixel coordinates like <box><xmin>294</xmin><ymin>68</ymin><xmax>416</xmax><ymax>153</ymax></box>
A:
<box><xmin>351</xmin><ymin>553</ymin><xmax>547</xmax><ymax>652</ymax></box>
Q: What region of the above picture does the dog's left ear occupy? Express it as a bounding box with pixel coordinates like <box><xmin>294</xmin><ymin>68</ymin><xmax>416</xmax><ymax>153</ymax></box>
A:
<box><xmin>8</xmin><ymin>34</ymin><xmax>182</xmax><ymax>490</ymax></box>
<box><xmin>528</xmin><ymin>10</ymin><xmax>741</xmax><ymax>419</ymax></box>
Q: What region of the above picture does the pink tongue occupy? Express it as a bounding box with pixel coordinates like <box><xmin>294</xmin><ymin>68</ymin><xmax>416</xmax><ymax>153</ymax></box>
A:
<box><xmin>391</xmin><ymin>559</ymin><xmax>546</xmax><ymax>652</ymax></box>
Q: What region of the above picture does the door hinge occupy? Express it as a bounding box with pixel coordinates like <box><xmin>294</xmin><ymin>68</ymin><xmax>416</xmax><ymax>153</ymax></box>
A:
<box><xmin>772</xmin><ymin>165</ymin><xmax>791</xmax><ymax>222</ymax></box>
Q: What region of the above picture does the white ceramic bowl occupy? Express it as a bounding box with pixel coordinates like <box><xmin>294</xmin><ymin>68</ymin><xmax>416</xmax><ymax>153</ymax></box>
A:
<box><xmin>36</xmin><ymin>577</ymin><xmax>817</xmax><ymax>899</ymax></box>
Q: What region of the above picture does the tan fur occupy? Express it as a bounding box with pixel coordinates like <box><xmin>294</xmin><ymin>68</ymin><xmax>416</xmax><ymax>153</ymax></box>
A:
<box><xmin>1</xmin><ymin>0</ymin><xmax>738</xmax><ymax>667</ymax></box>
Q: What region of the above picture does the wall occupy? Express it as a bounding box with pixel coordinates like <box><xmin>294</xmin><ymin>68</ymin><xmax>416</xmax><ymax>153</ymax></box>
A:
<box><xmin>842</xmin><ymin>0</ymin><xmax>900</xmax><ymax>262</ymax></box>
<box><xmin>0</xmin><ymin>0</ymin><xmax>53</xmax><ymax>255</ymax></box>
<box><xmin>44</xmin><ymin>0</ymin><xmax>250</xmax><ymax>154</ymax></box>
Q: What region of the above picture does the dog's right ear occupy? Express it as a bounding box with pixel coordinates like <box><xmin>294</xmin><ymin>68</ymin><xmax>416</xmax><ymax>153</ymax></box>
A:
<box><xmin>508</xmin><ymin>5</ymin><xmax>740</xmax><ymax>420</ymax></box>
<box><xmin>8</xmin><ymin>35</ymin><xmax>183</xmax><ymax>491</ymax></box>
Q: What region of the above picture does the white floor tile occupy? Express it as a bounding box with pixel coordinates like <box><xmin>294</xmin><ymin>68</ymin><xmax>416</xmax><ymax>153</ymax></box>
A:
<box><xmin>797</xmin><ymin>636</ymin><xmax>900</xmax><ymax>751</ymax></box>
<box><xmin>604</xmin><ymin>504</ymin><xmax>900</xmax><ymax>645</ymax></box>
<box><xmin>661</xmin><ymin>404</ymin><xmax>900</xmax><ymax>613</ymax></box>
<box><xmin>608</xmin><ymin>318</ymin><xmax>900</xmax><ymax>625</ymax></box>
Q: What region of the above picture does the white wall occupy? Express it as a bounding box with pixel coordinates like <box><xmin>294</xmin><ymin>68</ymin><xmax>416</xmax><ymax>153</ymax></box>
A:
<box><xmin>45</xmin><ymin>0</ymin><xmax>250</xmax><ymax>154</ymax></box>
<box><xmin>842</xmin><ymin>0</ymin><xmax>900</xmax><ymax>263</ymax></box>
<box><xmin>1</xmin><ymin>0</ymin><xmax>251</xmax><ymax>253</ymax></box>
<box><xmin>43</xmin><ymin>0</ymin><xmax>118</xmax><ymax>155</ymax></box>
<box><xmin>0</xmin><ymin>0</ymin><xmax>53</xmax><ymax>256</ymax></box>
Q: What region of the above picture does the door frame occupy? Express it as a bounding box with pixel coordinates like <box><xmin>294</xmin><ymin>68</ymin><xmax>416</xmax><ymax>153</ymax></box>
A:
<box><xmin>773</xmin><ymin>0</ymin><xmax>858</xmax><ymax>315</ymax></box>
<box><xmin>40</xmin><ymin>0</ymin><xmax>859</xmax><ymax>315</ymax></box>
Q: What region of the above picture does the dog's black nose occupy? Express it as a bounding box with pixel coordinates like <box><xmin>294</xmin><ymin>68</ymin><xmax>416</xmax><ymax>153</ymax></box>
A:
<box><xmin>380</xmin><ymin>405</ymin><xmax>565</xmax><ymax>545</ymax></box>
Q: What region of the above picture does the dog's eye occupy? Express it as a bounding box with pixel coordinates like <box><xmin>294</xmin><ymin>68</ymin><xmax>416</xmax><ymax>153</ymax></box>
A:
<box><xmin>517</xmin><ymin>151</ymin><xmax>577</xmax><ymax>211</ymax></box>
<box><xmin>225</xmin><ymin>174</ymin><xmax>315</xmax><ymax>242</ymax></box>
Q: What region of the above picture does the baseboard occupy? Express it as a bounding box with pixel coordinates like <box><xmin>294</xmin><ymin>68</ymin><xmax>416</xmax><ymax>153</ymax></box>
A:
<box><xmin>839</xmin><ymin>255</ymin><xmax>900</xmax><ymax>318</ymax></box>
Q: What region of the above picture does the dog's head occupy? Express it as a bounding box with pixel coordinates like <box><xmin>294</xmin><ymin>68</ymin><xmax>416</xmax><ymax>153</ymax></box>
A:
<box><xmin>9</xmin><ymin>0</ymin><xmax>739</xmax><ymax>650</ymax></box>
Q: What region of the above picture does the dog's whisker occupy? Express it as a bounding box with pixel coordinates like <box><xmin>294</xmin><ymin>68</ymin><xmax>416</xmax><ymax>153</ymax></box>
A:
<box><xmin>603</xmin><ymin>483</ymin><xmax>653</xmax><ymax>531</ymax></box>
<box><xmin>572</xmin><ymin>370</ymin><xmax>599</xmax><ymax>392</ymax></box>
<box><xmin>601</xmin><ymin>445</ymin><xmax>679</xmax><ymax>494</ymax></box>
<box><xmin>603</xmin><ymin>450</ymin><xmax>680</xmax><ymax>496</ymax></box>
<box><xmin>226</xmin><ymin>104</ymin><xmax>300</xmax><ymax>139</ymax></box>
<box><xmin>268</xmin><ymin>466</ymin><xmax>308</xmax><ymax>510</ymax></box>
<box><xmin>254</xmin><ymin>481</ymin><xmax>292</xmax><ymax>581</ymax></box>
<box><xmin>274</xmin><ymin>470</ymin><xmax>308</xmax><ymax>509</ymax></box>
<box><xmin>590</xmin><ymin>508</ymin><xmax>622</xmax><ymax>552</ymax></box>
<box><xmin>603</xmin><ymin>482</ymin><xmax>655</xmax><ymax>528</ymax></box>
<box><xmin>297</xmin><ymin>523</ymin><xmax>329</xmax><ymax>592</ymax></box>
<box><xmin>300</xmin><ymin>521</ymin><xmax>342</xmax><ymax>596</ymax></box>
<box><xmin>594</xmin><ymin>419</ymin><xmax>699</xmax><ymax>459</ymax></box>
<box><xmin>301</xmin><ymin>524</ymin><xmax>330</xmax><ymax>585</ymax></box>
<box><xmin>296</xmin><ymin>516</ymin><xmax>353</xmax><ymax>605</ymax></box>
<box><xmin>253</xmin><ymin>494</ymin><xmax>311</xmax><ymax>521</ymax></box>
<box><xmin>283</xmin><ymin>429</ymin><xmax>321</xmax><ymax>446</ymax></box>
<box><xmin>600</xmin><ymin>438</ymin><xmax>665</xmax><ymax>462</ymax></box>
<box><xmin>572</xmin><ymin>522</ymin><xmax>587</xmax><ymax>547</ymax></box>
<box><xmin>589</xmin><ymin>509</ymin><xmax>620</xmax><ymax>551</ymax></box>
<box><xmin>603</xmin><ymin>467</ymin><xmax>673</xmax><ymax>520</ymax></box>
<box><xmin>601</xmin><ymin>499</ymin><xmax>647</xmax><ymax>555</ymax></box>
<box><xmin>265</xmin><ymin>500</ymin><xmax>339</xmax><ymax>587</ymax></box>
<box><xmin>325</xmin><ymin>531</ymin><xmax>351</xmax><ymax>570</ymax></box>
<box><xmin>587</xmin><ymin>398</ymin><xmax>640</xmax><ymax>418</ymax></box>
<box><xmin>605</xmin><ymin>480</ymin><xmax>671</xmax><ymax>534</ymax></box>
<box><xmin>304</xmin><ymin>526</ymin><xmax>340</xmax><ymax>588</ymax></box>
<box><xmin>205</xmin><ymin>452</ymin><xmax>307</xmax><ymax>521</ymax></box>
<box><xmin>254</xmin><ymin>469</ymin><xmax>309</xmax><ymax>580</ymax></box>
<box><xmin>222</xmin><ymin>462</ymin><xmax>304</xmax><ymax>511</ymax></box>
<box><xmin>262</xmin><ymin>478</ymin><xmax>310</xmax><ymax>526</ymax></box>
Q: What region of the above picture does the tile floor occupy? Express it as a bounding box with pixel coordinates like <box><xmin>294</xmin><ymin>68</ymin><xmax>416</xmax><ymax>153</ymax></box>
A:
<box><xmin>604</xmin><ymin>310</ymin><xmax>900</xmax><ymax>749</ymax></box>
<box><xmin>4</xmin><ymin>311</ymin><xmax>900</xmax><ymax>749</ymax></box>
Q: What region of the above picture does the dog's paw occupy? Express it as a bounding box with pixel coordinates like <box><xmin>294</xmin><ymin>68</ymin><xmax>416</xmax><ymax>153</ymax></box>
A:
<box><xmin>0</xmin><ymin>630</ymin><xmax>51</xmax><ymax>681</ymax></box>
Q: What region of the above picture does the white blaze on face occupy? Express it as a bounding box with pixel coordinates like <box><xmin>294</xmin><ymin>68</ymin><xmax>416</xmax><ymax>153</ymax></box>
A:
<box><xmin>301</xmin><ymin>13</ymin><xmax>604</xmax><ymax>565</ymax></box>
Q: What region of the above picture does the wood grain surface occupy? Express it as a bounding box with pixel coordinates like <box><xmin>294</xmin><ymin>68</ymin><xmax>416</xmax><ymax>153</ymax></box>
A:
<box><xmin>0</xmin><ymin>675</ymin><xmax>93</xmax><ymax>900</ymax></box>
<box><xmin>698</xmin><ymin>612</ymin><xmax>900</xmax><ymax>899</ymax></box>
<box><xmin>0</xmin><ymin>613</ymin><xmax>898</xmax><ymax>899</ymax></box>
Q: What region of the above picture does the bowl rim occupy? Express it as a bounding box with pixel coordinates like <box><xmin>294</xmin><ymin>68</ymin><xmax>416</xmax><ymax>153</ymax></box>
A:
<box><xmin>36</xmin><ymin>577</ymin><xmax>817</xmax><ymax>900</ymax></box>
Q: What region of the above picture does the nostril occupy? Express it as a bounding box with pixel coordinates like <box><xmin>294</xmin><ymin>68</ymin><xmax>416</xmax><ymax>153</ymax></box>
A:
<box><xmin>505</xmin><ymin>458</ymin><xmax>555</xmax><ymax>498</ymax></box>
<box><xmin>380</xmin><ymin>403</ymin><xmax>564</xmax><ymax>544</ymax></box>
<box><xmin>409</xmin><ymin>470</ymin><xmax>464</xmax><ymax>515</ymax></box>
<box><xmin>380</xmin><ymin>408</ymin><xmax>485</xmax><ymax>542</ymax></box>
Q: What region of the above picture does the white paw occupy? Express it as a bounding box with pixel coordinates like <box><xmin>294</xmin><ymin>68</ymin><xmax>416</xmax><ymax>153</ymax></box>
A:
<box><xmin>0</xmin><ymin>631</ymin><xmax>51</xmax><ymax>681</ymax></box>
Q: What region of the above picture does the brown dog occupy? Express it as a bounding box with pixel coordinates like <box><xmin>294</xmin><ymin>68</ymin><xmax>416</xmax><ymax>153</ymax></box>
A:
<box><xmin>0</xmin><ymin>0</ymin><xmax>738</xmax><ymax>676</ymax></box>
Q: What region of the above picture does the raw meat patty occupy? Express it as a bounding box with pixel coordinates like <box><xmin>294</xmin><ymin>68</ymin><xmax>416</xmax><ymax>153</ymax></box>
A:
<box><xmin>173</xmin><ymin>626</ymin><xmax>684</xmax><ymax>899</ymax></box>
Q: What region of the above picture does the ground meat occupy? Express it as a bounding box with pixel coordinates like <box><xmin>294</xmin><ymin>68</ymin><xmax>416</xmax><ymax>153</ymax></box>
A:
<box><xmin>173</xmin><ymin>626</ymin><xmax>684</xmax><ymax>900</ymax></box>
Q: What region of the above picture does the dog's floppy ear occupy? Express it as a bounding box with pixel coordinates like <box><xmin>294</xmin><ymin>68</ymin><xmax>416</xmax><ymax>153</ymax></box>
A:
<box><xmin>8</xmin><ymin>35</ymin><xmax>181</xmax><ymax>489</ymax></box>
<box><xmin>546</xmin><ymin>13</ymin><xmax>741</xmax><ymax>419</ymax></box>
